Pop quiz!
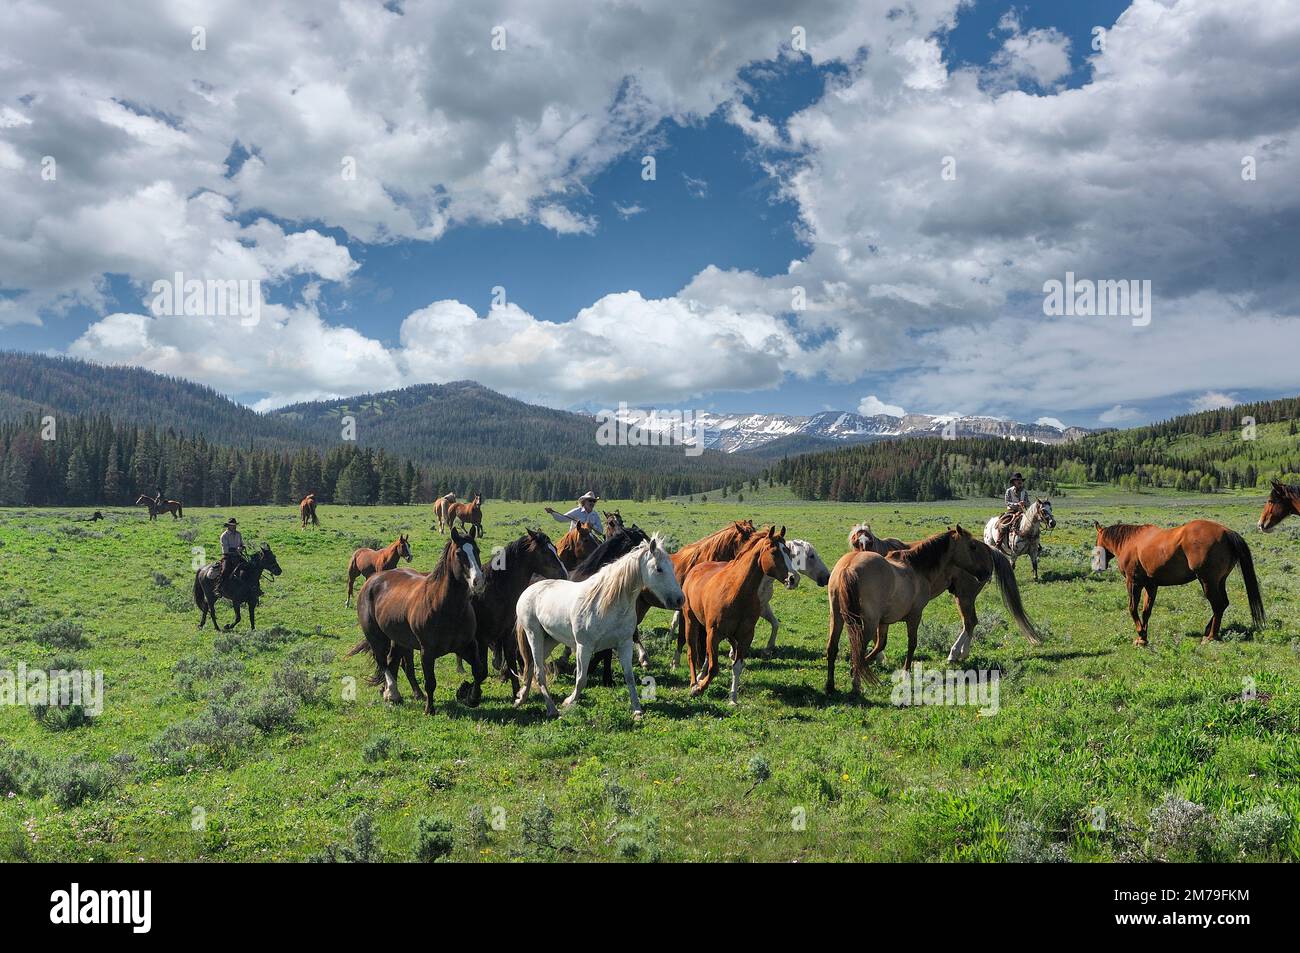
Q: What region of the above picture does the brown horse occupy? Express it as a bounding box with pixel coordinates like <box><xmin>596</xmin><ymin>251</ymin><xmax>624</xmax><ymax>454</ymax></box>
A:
<box><xmin>556</xmin><ymin>522</ymin><xmax>599</xmax><ymax>571</ymax></box>
<box><xmin>432</xmin><ymin>492</ymin><xmax>457</xmax><ymax>532</ymax></box>
<box><xmin>299</xmin><ymin>493</ymin><xmax>319</xmax><ymax>528</ymax></box>
<box><xmin>1093</xmin><ymin>520</ymin><xmax>1264</xmax><ymax>645</ymax></box>
<box><xmin>353</xmin><ymin>528</ymin><xmax>486</xmax><ymax>714</ymax></box>
<box><xmin>659</xmin><ymin>520</ymin><xmax>758</xmax><ymax>666</ymax></box>
<box><xmin>446</xmin><ymin>493</ymin><xmax>483</xmax><ymax>538</ymax></box>
<box><xmin>345</xmin><ymin>534</ymin><xmax>412</xmax><ymax>606</ymax></box>
<box><xmin>603</xmin><ymin>510</ymin><xmax>626</xmax><ymax>535</ymax></box>
<box><xmin>681</xmin><ymin>526</ymin><xmax>799</xmax><ymax>703</ymax></box>
<box><xmin>1259</xmin><ymin>481</ymin><xmax>1300</xmax><ymax>532</ymax></box>
<box><xmin>136</xmin><ymin>494</ymin><xmax>183</xmax><ymax>520</ymax></box>
<box><xmin>827</xmin><ymin>526</ymin><xmax>1038</xmax><ymax>694</ymax></box>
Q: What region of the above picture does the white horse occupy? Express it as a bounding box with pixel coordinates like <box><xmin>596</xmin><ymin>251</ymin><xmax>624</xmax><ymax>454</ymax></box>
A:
<box><xmin>514</xmin><ymin>533</ymin><xmax>683</xmax><ymax>719</ymax></box>
<box><xmin>983</xmin><ymin>498</ymin><xmax>1056</xmax><ymax>580</ymax></box>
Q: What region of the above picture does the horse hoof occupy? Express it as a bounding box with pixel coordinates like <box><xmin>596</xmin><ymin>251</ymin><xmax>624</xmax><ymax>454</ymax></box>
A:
<box><xmin>1133</xmin><ymin>637</ymin><xmax>1148</xmax><ymax>647</ymax></box>
<box><xmin>632</xmin><ymin>710</ymin><xmax>644</xmax><ymax>721</ymax></box>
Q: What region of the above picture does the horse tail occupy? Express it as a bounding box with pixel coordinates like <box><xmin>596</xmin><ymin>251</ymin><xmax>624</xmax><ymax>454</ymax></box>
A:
<box><xmin>1227</xmin><ymin>530</ymin><xmax>1265</xmax><ymax>628</ymax></box>
<box><xmin>830</xmin><ymin>564</ymin><xmax>869</xmax><ymax>685</ymax></box>
<box><xmin>512</xmin><ymin>619</ymin><xmax>534</xmax><ymax>686</ymax></box>
<box><xmin>344</xmin><ymin>638</ymin><xmax>372</xmax><ymax>658</ymax></box>
<box><xmin>176</xmin><ymin>502</ymin><xmax>183</xmax><ymax>517</ymax></box>
<box><xmin>989</xmin><ymin>547</ymin><xmax>1040</xmax><ymax>645</ymax></box>
<box><xmin>192</xmin><ymin>571</ymin><xmax>205</xmax><ymax>608</ymax></box>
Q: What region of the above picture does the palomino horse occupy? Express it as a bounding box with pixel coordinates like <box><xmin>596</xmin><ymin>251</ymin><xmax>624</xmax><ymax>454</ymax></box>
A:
<box><xmin>651</xmin><ymin>520</ymin><xmax>757</xmax><ymax>667</ymax></box>
<box><xmin>136</xmin><ymin>494</ymin><xmax>183</xmax><ymax>520</ymax></box>
<box><xmin>851</xmin><ymin>520</ymin><xmax>1035</xmax><ymax>664</ymax></box>
<box><xmin>345</xmin><ymin>534</ymin><xmax>411</xmax><ymax>606</ymax></box>
<box><xmin>514</xmin><ymin>534</ymin><xmax>684</xmax><ymax>718</ymax></box>
<box><xmin>445</xmin><ymin>493</ymin><xmax>484</xmax><ymax>538</ymax></box>
<box><xmin>299</xmin><ymin>493</ymin><xmax>319</xmax><ymax>527</ymax></box>
<box><xmin>827</xmin><ymin>526</ymin><xmax>1039</xmax><ymax>694</ymax></box>
<box><xmin>431</xmin><ymin>492</ymin><xmax>456</xmax><ymax>533</ymax></box>
<box><xmin>193</xmin><ymin>543</ymin><xmax>282</xmax><ymax>632</ymax></box>
<box><xmin>1092</xmin><ymin>520</ymin><xmax>1264</xmax><ymax>645</ymax></box>
<box><xmin>849</xmin><ymin>523</ymin><xmax>905</xmax><ymax>554</ymax></box>
<box><xmin>983</xmin><ymin>498</ymin><xmax>1055</xmax><ymax>580</ymax></box>
<box><xmin>354</xmin><ymin>528</ymin><xmax>486</xmax><ymax>715</ymax></box>
<box><xmin>556</xmin><ymin>522</ymin><xmax>599</xmax><ymax>571</ymax></box>
<box><xmin>681</xmin><ymin>527</ymin><xmax>799</xmax><ymax>703</ymax></box>
<box><xmin>1259</xmin><ymin>481</ymin><xmax>1300</xmax><ymax>532</ymax></box>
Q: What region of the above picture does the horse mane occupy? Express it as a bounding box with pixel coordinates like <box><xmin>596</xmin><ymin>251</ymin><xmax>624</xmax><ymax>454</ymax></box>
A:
<box><xmin>1271</xmin><ymin>482</ymin><xmax>1300</xmax><ymax>503</ymax></box>
<box><xmin>892</xmin><ymin>530</ymin><xmax>953</xmax><ymax>572</ymax></box>
<box><xmin>581</xmin><ymin>533</ymin><xmax>666</xmax><ymax>615</ymax></box>
<box><xmin>684</xmin><ymin>522</ymin><xmax>752</xmax><ymax>561</ymax></box>
<box><xmin>427</xmin><ymin>537</ymin><xmax>459</xmax><ymax>584</ymax></box>
<box><xmin>1099</xmin><ymin>523</ymin><xmax>1154</xmax><ymax>549</ymax></box>
<box><xmin>572</xmin><ymin>525</ymin><xmax>649</xmax><ymax>580</ymax></box>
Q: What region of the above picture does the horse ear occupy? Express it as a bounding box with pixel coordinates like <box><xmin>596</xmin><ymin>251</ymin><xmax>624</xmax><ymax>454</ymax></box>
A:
<box><xmin>778</xmin><ymin>525</ymin><xmax>786</xmax><ymax>538</ymax></box>
<box><xmin>648</xmin><ymin>536</ymin><xmax>658</xmax><ymax>552</ymax></box>
<box><xmin>1093</xmin><ymin>520</ymin><xmax>1102</xmax><ymax>530</ymax></box>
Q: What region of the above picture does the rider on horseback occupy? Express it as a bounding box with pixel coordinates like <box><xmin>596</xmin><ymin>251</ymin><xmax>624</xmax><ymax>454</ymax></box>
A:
<box><xmin>995</xmin><ymin>473</ymin><xmax>1029</xmax><ymax>549</ymax></box>
<box><xmin>219</xmin><ymin>517</ymin><xmax>247</xmax><ymax>592</ymax></box>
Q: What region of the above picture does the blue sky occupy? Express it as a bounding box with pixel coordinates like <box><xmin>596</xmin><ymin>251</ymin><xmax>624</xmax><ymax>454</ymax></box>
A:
<box><xmin>2</xmin><ymin>0</ymin><xmax>1297</xmax><ymax>427</ymax></box>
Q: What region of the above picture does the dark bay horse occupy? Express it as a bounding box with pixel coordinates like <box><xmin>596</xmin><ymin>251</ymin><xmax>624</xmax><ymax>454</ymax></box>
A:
<box><xmin>681</xmin><ymin>526</ymin><xmax>799</xmax><ymax>703</ymax></box>
<box><xmin>352</xmin><ymin>530</ymin><xmax>568</xmax><ymax>702</ymax></box>
<box><xmin>353</xmin><ymin>528</ymin><xmax>486</xmax><ymax>714</ymax></box>
<box><xmin>345</xmin><ymin>534</ymin><xmax>411</xmax><ymax>606</ymax></box>
<box><xmin>194</xmin><ymin>543</ymin><xmax>282</xmax><ymax>631</ymax></box>
<box><xmin>556</xmin><ymin>522</ymin><xmax>598</xmax><ymax>571</ymax></box>
<box><xmin>446</xmin><ymin>493</ymin><xmax>483</xmax><ymax>538</ymax></box>
<box><xmin>136</xmin><ymin>494</ymin><xmax>183</xmax><ymax>520</ymax></box>
<box><xmin>299</xmin><ymin>493</ymin><xmax>319</xmax><ymax>527</ymax></box>
<box><xmin>827</xmin><ymin>527</ymin><xmax>1038</xmax><ymax>694</ymax></box>
<box><xmin>1093</xmin><ymin>520</ymin><xmax>1264</xmax><ymax>645</ymax></box>
<box><xmin>1259</xmin><ymin>481</ymin><xmax>1300</xmax><ymax>532</ymax></box>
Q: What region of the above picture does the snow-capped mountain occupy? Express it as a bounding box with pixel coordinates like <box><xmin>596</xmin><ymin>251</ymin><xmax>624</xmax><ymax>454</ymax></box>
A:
<box><xmin>602</xmin><ymin>407</ymin><xmax>1092</xmax><ymax>454</ymax></box>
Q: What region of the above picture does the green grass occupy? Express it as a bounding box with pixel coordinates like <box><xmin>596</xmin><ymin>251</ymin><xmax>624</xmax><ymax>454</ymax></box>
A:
<box><xmin>1</xmin><ymin>490</ymin><xmax>1297</xmax><ymax>862</ymax></box>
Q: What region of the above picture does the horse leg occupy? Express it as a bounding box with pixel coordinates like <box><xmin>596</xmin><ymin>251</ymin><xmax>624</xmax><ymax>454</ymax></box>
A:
<box><xmin>634</xmin><ymin>631</ymin><xmax>648</xmax><ymax>668</ymax></box>
<box><xmin>852</xmin><ymin>619</ymin><xmax>886</xmax><ymax>695</ymax></box>
<box><xmin>760</xmin><ymin>603</ymin><xmax>779</xmax><ymax>659</ymax></box>
<box><xmin>683</xmin><ymin>612</ymin><xmax>701</xmax><ymax>687</ymax></box>
<box><xmin>690</xmin><ymin>626</ymin><xmax>720</xmax><ymax>696</ymax></box>
<box><xmin>419</xmin><ymin>648</ymin><xmax>437</xmax><ymax>715</ymax></box>
<box><xmin>1201</xmin><ymin>575</ymin><xmax>1229</xmax><ymax>643</ymax></box>
<box><xmin>1139</xmin><ymin>584</ymin><xmax>1158</xmax><ymax>643</ymax></box>
<box><xmin>400</xmin><ymin>649</ymin><xmax>424</xmax><ymax>700</ymax></box>
<box><xmin>617</xmin><ymin>638</ymin><xmax>643</xmax><ymax>718</ymax></box>
<box><xmin>671</xmin><ymin>611</ymin><xmax>685</xmax><ymax>668</ymax></box>
<box><xmin>729</xmin><ymin>635</ymin><xmax>751</xmax><ymax>706</ymax></box>
<box><xmin>947</xmin><ymin>590</ymin><xmax>978</xmax><ymax>663</ymax></box>
<box><xmin>1127</xmin><ymin>575</ymin><xmax>1146</xmax><ymax>645</ymax></box>
<box><xmin>368</xmin><ymin>633</ymin><xmax>402</xmax><ymax>704</ymax></box>
<box><xmin>903</xmin><ymin>613</ymin><xmax>922</xmax><ymax>672</ymax></box>
<box><xmin>825</xmin><ymin>604</ymin><xmax>843</xmax><ymax>695</ymax></box>
<box><xmin>345</xmin><ymin>568</ymin><xmax>356</xmax><ymax>607</ymax></box>
<box><xmin>1030</xmin><ymin>543</ymin><xmax>1039</xmax><ymax>582</ymax></box>
<box><xmin>561</xmin><ymin>642</ymin><xmax>591</xmax><ymax>711</ymax></box>
<box><xmin>598</xmin><ymin>648</ymin><xmax>614</xmax><ymax>688</ymax></box>
<box><xmin>459</xmin><ymin>637</ymin><xmax>487</xmax><ymax>708</ymax></box>
<box><xmin>224</xmin><ymin>601</ymin><xmax>241</xmax><ymax>632</ymax></box>
<box><xmin>247</xmin><ymin>601</ymin><xmax>255</xmax><ymax>633</ymax></box>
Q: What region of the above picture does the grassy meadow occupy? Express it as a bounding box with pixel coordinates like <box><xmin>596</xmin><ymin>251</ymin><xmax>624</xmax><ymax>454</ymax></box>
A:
<box><xmin>1</xmin><ymin>486</ymin><xmax>1298</xmax><ymax>862</ymax></box>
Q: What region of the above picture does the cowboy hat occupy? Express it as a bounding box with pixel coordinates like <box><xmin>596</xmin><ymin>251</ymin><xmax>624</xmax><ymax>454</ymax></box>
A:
<box><xmin>1011</xmin><ymin>473</ymin><xmax>1024</xmax><ymax>482</ymax></box>
<box><xmin>224</xmin><ymin>518</ymin><xmax>238</xmax><ymax>527</ymax></box>
<box><xmin>578</xmin><ymin>491</ymin><xmax>600</xmax><ymax>502</ymax></box>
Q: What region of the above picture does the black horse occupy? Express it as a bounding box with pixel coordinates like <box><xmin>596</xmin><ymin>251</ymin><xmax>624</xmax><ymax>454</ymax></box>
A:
<box><xmin>193</xmin><ymin>543</ymin><xmax>283</xmax><ymax>632</ymax></box>
<box><xmin>570</xmin><ymin>522</ymin><xmax>652</xmax><ymax>686</ymax></box>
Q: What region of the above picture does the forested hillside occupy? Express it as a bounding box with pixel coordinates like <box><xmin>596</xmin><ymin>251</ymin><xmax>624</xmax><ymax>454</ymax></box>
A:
<box><xmin>772</xmin><ymin>396</ymin><xmax>1300</xmax><ymax>502</ymax></box>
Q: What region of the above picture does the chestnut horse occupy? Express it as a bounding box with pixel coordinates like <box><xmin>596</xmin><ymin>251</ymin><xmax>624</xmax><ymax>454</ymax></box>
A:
<box><xmin>353</xmin><ymin>528</ymin><xmax>486</xmax><ymax>715</ymax></box>
<box><xmin>432</xmin><ymin>492</ymin><xmax>456</xmax><ymax>533</ymax></box>
<box><xmin>446</xmin><ymin>493</ymin><xmax>484</xmax><ymax>538</ymax></box>
<box><xmin>345</xmin><ymin>534</ymin><xmax>411</xmax><ymax>606</ymax></box>
<box><xmin>299</xmin><ymin>493</ymin><xmax>319</xmax><ymax>528</ymax></box>
<box><xmin>136</xmin><ymin>494</ymin><xmax>183</xmax><ymax>520</ymax></box>
<box><xmin>1092</xmin><ymin>520</ymin><xmax>1264</xmax><ymax>645</ymax></box>
<box><xmin>681</xmin><ymin>526</ymin><xmax>799</xmax><ymax>703</ymax></box>
<box><xmin>556</xmin><ymin>522</ymin><xmax>598</xmax><ymax>571</ymax></box>
<box><xmin>650</xmin><ymin>519</ymin><xmax>757</xmax><ymax>667</ymax></box>
<box><xmin>1259</xmin><ymin>481</ymin><xmax>1300</xmax><ymax>532</ymax></box>
<box><xmin>827</xmin><ymin>526</ymin><xmax>1038</xmax><ymax>694</ymax></box>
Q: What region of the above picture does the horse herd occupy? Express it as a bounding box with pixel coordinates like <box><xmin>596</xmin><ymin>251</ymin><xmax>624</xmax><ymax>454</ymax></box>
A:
<box><xmin>177</xmin><ymin>481</ymin><xmax>1300</xmax><ymax>718</ymax></box>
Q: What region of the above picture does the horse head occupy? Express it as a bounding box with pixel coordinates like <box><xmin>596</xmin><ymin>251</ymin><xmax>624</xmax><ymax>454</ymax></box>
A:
<box><xmin>1092</xmin><ymin>521</ymin><xmax>1114</xmax><ymax>570</ymax></box>
<box><xmin>848</xmin><ymin>522</ymin><xmax>874</xmax><ymax>551</ymax></box>
<box><xmin>524</xmin><ymin>528</ymin><xmax>568</xmax><ymax>581</ymax></box>
<box><xmin>1259</xmin><ymin>480</ymin><xmax>1298</xmax><ymax>533</ymax></box>
<box><xmin>450</xmin><ymin>528</ymin><xmax>486</xmax><ymax>594</ymax></box>
<box><xmin>640</xmin><ymin>534</ymin><xmax>684</xmax><ymax>610</ymax></box>
<box><xmin>946</xmin><ymin>525</ymin><xmax>992</xmax><ymax>583</ymax></box>
<box><xmin>1032</xmin><ymin>498</ymin><xmax>1057</xmax><ymax>530</ymax></box>
<box><xmin>256</xmin><ymin>542</ymin><xmax>283</xmax><ymax>577</ymax></box>
<box><xmin>788</xmin><ymin>539</ymin><xmax>831</xmax><ymax>586</ymax></box>
<box><xmin>399</xmin><ymin>534</ymin><xmax>412</xmax><ymax>562</ymax></box>
<box><xmin>756</xmin><ymin>525</ymin><xmax>799</xmax><ymax>590</ymax></box>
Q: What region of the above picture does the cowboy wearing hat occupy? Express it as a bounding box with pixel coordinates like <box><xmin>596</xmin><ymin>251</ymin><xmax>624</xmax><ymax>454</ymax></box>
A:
<box><xmin>546</xmin><ymin>491</ymin><xmax>605</xmax><ymax>536</ymax></box>
<box><xmin>995</xmin><ymin>473</ymin><xmax>1030</xmax><ymax>548</ymax></box>
<box><xmin>218</xmin><ymin>517</ymin><xmax>247</xmax><ymax>590</ymax></box>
